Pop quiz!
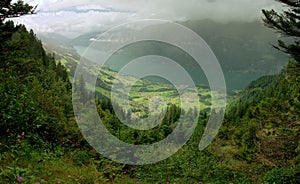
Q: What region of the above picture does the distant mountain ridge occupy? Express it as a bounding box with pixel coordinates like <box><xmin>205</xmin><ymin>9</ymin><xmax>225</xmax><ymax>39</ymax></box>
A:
<box><xmin>67</xmin><ymin>19</ymin><xmax>288</xmax><ymax>73</ymax></box>
<box><xmin>38</xmin><ymin>19</ymin><xmax>288</xmax><ymax>89</ymax></box>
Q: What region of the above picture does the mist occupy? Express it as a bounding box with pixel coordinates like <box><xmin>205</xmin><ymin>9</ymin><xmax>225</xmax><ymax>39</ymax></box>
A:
<box><xmin>17</xmin><ymin>0</ymin><xmax>282</xmax><ymax>38</ymax></box>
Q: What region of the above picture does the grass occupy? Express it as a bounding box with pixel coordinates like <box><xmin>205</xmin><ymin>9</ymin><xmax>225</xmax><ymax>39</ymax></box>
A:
<box><xmin>0</xmin><ymin>142</ymin><xmax>109</xmax><ymax>184</ymax></box>
<box><xmin>94</xmin><ymin>68</ymin><xmax>230</xmax><ymax>118</ymax></box>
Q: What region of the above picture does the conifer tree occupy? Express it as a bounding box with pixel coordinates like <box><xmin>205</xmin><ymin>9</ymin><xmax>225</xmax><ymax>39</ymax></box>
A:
<box><xmin>0</xmin><ymin>0</ymin><xmax>35</xmax><ymax>23</ymax></box>
<box><xmin>262</xmin><ymin>0</ymin><xmax>300</xmax><ymax>66</ymax></box>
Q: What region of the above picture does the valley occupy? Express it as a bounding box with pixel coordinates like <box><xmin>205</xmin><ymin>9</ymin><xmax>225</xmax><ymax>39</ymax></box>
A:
<box><xmin>1</xmin><ymin>1</ymin><xmax>299</xmax><ymax>182</ymax></box>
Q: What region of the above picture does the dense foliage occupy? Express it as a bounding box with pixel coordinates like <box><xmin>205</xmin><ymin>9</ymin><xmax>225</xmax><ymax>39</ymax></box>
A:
<box><xmin>219</xmin><ymin>65</ymin><xmax>300</xmax><ymax>174</ymax></box>
<box><xmin>0</xmin><ymin>20</ymin><xmax>85</xmax><ymax>148</ymax></box>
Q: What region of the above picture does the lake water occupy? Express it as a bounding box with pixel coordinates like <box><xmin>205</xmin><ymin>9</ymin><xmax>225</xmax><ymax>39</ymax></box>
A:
<box><xmin>74</xmin><ymin>45</ymin><xmax>265</xmax><ymax>90</ymax></box>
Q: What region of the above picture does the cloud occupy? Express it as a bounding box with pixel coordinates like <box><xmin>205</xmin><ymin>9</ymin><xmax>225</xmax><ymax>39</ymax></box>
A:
<box><xmin>15</xmin><ymin>0</ymin><xmax>282</xmax><ymax>38</ymax></box>
<box><xmin>15</xmin><ymin>11</ymin><xmax>131</xmax><ymax>38</ymax></box>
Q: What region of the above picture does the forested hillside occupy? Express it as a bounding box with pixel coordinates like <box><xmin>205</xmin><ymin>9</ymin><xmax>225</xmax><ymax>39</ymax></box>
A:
<box><xmin>213</xmin><ymin>64</ymin><xmax>300</xmax><ymax>183</ymax></box>
<box><xmin>0</xmin><ymin>20</ymin><xmax>76</xmax><ymax>145</ymax></box>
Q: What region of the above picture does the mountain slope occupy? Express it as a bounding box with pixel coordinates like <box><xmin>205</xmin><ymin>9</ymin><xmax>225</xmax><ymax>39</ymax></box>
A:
<box><xmin>0</xmin><ymin>21</ymin><xmax>79</xmax><ymax>147</ymax></box>
<box><xmin>64</xmin><ymin>20</ymin><xmax>288</xmax><ymax>89</ymax></box>
<box><xmin>212</xmin><ymin>63</ymin><xmax>300</xmax><ymax>182</ymax></box>
<box><xmin>70</xmin><ymin>20</ymin><xmax>288</xmax><ymax>74</ymax></box>
<box><xmin>182</xmin><ymin>20</ymin><xmax>288</xmax><ymax>74</ymax></box>
<box><xmin>41</xmin><ymin>38</ymin><xmax>229</xmax><ymax>117</ymax></box>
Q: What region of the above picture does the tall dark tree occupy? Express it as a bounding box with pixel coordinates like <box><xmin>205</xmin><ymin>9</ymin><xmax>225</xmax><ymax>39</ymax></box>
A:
<box><xmin>0</xmin><ymin>0</ymin><xmax>35</xmax><ymax>23</ymax></box>
<box><xmin>262</xmin><ymin>0</ymin><xmax>300</xmax><ymax>66</ymax></box>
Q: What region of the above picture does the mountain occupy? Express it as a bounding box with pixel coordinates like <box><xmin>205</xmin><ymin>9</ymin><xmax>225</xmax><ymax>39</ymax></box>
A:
<box><xmin>210</xmin><ymin>62</ymin><xmax>300</xmax><ymax>182</ymax></box>
<box><xmin>69</xmin><ymin>31</ymin><xmax>103</xmax><ymax>46</ymax></box>
<box><xmin>69</xmin><ymin>19</ymin><xmax>288</xmax><ymax>74</ymax></box>
<box><xmin>38</xmin><ymin>33</ymin><xmax>80</xmax><ymax>76</ymax></box>
<box><xmin>0</xmin><ymin>21</ymin><xmax>79</xmax><ymax>147</ymax></box>
<box><xmin>62</xmin><ymin>19</ymin><xmax>288</xmax><ymax>89</ymax></box>
<box><xmin>182</xmin><ymin>20</ymin><xmax>288</xmax><ymax>74</ymax></box>
<box><xmin>1</xmin><ymin>19</ymin><xmax>299</xmax><ymax>183</ymax></box>
<box><xmin>38</xmin><ymin>32</ymin><xmax>73</xmax><ymax>52</ymax></box>
<box><xmin>40</xmin><ymin>40</ymin><xmax>227</xmax><ymax>117</ymax></box>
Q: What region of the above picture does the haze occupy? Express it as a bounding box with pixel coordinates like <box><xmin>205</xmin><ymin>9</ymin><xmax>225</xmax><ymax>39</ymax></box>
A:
<box><xmin>16</xmin><ymin>0</ymin><xmax>282</xmax><ymax>38</ymax></box>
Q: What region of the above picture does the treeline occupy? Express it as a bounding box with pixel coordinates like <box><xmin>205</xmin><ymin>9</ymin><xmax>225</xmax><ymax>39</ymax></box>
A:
<box><xmin>0</xmin><ymin>21</ymin><xmax>80</xmax><ymax>148</ymax></box>
<box><xmin>215</xmin><ymin>63</ymin><xmax>300</xmax><ymax>183</ymax></box>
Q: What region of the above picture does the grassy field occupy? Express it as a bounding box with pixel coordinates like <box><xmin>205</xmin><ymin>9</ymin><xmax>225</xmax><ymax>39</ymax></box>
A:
<box><xmin>95</xmin><ymin>67</ymin><xmax>227</xmax><ymax>118</ymax></box>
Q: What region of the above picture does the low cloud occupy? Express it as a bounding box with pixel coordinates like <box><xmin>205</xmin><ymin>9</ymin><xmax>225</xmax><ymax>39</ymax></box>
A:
<box><xmin>15</xmin><ymin>0</ymin><xmax>282</xmax><ymax>38</ymax></box>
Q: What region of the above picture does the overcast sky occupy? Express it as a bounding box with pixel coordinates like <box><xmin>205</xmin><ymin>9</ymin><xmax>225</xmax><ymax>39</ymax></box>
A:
<box><xmin>14</xmin><ymin>0</ymin><xmax>282</xmax><ymax>38</ymax></box>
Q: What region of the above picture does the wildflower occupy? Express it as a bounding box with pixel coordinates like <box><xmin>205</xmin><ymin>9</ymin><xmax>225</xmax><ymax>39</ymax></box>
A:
<box><xmin>35</xmin><ymin>182</ymin><xmax>40</xmax><ymax>184</ymax></box>
<box><xmin>17</xmin><ymin>176</ymin><xmax>23</xmax><ymax>182</ymax></box>
<box><xmin>41</xmin><ymin>179</ymin><xmax>46</xmax><ymax>182</ymax></box>
<box><xmin>21</xmin><ymin>132</ymin><xmax>25</xmax><ymax>136</ymax></box>
<box><xmin>136</xmin><ymin>182</ymin><xmax>140</xmax><ymax>184</ymax></box>
<box><xmin>198</xmin><ymin>182</ymin><xmax>203</xmax><ymax>184</ymax></box>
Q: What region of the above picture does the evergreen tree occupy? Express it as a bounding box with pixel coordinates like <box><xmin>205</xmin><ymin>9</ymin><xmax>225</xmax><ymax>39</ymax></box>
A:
<box><xmin>262</xmin><ymin>0</ymin><xmax>300</xmax><ymax>66</ymax></box>
<box><xmin>0</xmin><ymin>20</ymin><xmax>80</xmax><ymax>146</ymax></box>
<box><xmin>0</xmin><ymin>0</ymin><xmax>36</xmax><ymax>23</ymax></box>
<box><xmin>77</xmin><ymin>75</ymin><xmax>89</xmax><ymax>103</ymax></box>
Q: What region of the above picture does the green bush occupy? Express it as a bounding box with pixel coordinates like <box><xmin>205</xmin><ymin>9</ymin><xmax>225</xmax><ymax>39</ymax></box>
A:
<box><xmin>263</xmin><ymin>167</ymin><xmax>300</xmax><ymax>184</ymax></box>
